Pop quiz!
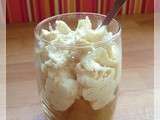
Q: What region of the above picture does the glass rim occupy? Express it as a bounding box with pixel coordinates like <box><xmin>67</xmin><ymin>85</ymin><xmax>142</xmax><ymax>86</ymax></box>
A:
<box><xmin>34</xmin><ymin>12</ymin><xmax>121</xmax><ymax>48</ymax></box>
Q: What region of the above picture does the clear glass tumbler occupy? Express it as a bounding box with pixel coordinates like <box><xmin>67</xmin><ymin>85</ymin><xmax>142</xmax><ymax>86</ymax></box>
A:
<box><xmin>34</xmin><ymin>13</ymin><xmax>122</xmax><ymax>120</ymax></box>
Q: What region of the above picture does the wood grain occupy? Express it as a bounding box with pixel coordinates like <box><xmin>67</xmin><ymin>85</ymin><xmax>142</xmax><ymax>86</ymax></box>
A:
<box><xmin>6</xmin><ymin>14</ymin><xmax>154</xmax><ymax>120</ymax></box>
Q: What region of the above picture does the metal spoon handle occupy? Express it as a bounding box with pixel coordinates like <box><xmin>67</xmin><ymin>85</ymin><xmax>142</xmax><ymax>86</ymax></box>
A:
<box><xmin>102</xmin><ymin>0</ymin><xmax>127</xmax><ymax>26</ymax></box>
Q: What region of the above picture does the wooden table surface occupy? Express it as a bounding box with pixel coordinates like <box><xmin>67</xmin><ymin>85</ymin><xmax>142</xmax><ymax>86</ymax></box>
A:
<box><xmin>7</xmin><ymin>14</ymin><xmax>154</xmax><ymax>120</ymax></box>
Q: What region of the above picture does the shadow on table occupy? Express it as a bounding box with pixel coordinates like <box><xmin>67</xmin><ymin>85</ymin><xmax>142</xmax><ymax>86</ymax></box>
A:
<box><xmin>34</xmin><ymin>113</ymin><xmax>46</xmax><ymax>120</ymax></box>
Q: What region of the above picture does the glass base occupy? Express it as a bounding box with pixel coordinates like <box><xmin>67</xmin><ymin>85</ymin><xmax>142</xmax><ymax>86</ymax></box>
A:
<box><xmin>41</xmin><ymin>97</ymin><xmax>116</xmax><ymax>120</ymax></box>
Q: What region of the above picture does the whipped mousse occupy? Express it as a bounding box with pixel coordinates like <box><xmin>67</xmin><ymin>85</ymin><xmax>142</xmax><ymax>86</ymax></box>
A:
<box><xmin>36</xmin><ymin>16</ymin><xmax>121</xmax><ymax>111</ymax></box>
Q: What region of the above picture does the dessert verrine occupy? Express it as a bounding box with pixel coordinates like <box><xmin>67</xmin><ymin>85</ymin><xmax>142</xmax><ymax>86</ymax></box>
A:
<box><xmin>35</xmin><ymin>16</ymin><xmax>121</xmax><ymax>120</ymax></box>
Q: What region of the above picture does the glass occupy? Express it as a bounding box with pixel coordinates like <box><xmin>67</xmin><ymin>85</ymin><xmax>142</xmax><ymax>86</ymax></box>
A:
<box><xmin>34</xmin><ymin>12</ymin><xmax>122</xmax><ymax>120</ymax></box>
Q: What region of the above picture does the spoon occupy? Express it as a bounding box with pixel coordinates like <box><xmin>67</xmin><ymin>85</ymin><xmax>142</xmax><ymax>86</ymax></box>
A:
<box><xmin>101</xmin><ymin>0</ymin><xmax>127</xmax><ymax>26</ymax></box>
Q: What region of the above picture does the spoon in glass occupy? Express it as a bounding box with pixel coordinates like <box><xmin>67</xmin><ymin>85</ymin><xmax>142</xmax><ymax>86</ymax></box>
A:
<box><xmin>100</xmin><ymin>0</ymin><xmax>127</xmax><ymax>26</ymax></box>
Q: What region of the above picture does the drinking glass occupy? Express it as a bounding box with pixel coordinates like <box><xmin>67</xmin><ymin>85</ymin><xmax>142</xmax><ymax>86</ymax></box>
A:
<box><xmin>34</xmin><ymin>12</ymin><xmax>122</xmax><ymax>120</ymax></box>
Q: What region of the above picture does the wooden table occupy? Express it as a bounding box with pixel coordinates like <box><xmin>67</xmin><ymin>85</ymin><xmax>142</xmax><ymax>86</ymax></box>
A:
<box><xmin>7</xmin><ymin>14</ymin><xmax>154</xmax><ymax>120</ymax></box>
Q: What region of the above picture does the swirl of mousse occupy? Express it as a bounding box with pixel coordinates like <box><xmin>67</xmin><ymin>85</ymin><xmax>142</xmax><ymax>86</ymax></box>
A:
<box><xmin>76</xmin><ymin>47</ymin><xmax>120</xmax><ymax>110</ymax></box>
<box><xmin>45</xmin><ymin>69</ymin><xmax>78</xmax><ymax>111</ymax></box>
